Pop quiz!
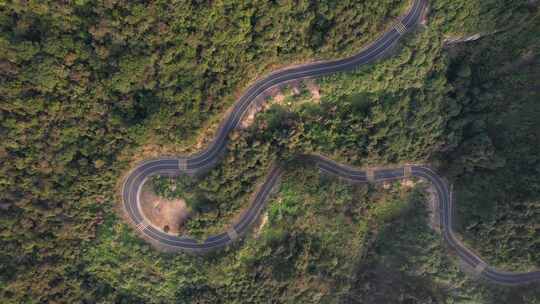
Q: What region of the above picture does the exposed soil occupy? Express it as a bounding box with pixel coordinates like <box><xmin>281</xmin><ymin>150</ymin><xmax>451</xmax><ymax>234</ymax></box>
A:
<box><xmin>424</xmin><ymin>181</ymin><xmax>441</xmax><ymax>232</ymax></box>
<box><xmin>305</xmin><ymin>79</ymin><xmax>321</xmax><ymax>102</ymax></box>
<box><xmin>239</xmin><ymin>100</ymin><xmax>264</xmax><ymax>129</ymax></box>
<box><xmin>274</xmin><ymin>91</ymin><xmax>286</xmax><ymax>103</ymax></box>
<box><xmin>254</xmin><ymin>213</ymin><xmax>269</xmax><ymax>238</ymax></box>
<box><xmin>400</xmin><ymin>179</ymin><xmax>415</xmax><ymax>188</ymax></box>
<box><xmin>140</xmin><ymin>183</ymin><xmax>190</xmax><ymax>234</ymax></box>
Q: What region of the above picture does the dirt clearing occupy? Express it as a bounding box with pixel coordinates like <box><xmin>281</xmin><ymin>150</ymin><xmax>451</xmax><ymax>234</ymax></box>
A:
<box><xmin>140</xmin><ymin>183</ymin><xmax>190</xmax><ymax>234</ymax></box>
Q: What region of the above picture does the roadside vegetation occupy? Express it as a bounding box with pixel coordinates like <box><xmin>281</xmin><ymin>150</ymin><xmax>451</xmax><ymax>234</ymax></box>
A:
<box><xmin>441</xmin><ymin>11</ymin><xmax>540</xmax><ymax>272</ymax></box>
<box><xmin>1</xmin><ymin>0</ymin><xmax>539</xmax><ymax>302</ymax></box>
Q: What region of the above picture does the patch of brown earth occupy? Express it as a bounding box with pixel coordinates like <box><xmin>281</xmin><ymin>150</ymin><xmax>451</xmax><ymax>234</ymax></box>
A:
<box><xmin>291</xmin><ymin>83</ymin><xmax>301</xmax><ymax>95</ymax></box>
<box><xmin>400</xmin><ymin>179</ymin><xmax>415</xmax><ymax>188</ymax></box>
<box><xmin>305</xmin><ymin>79</ymin><xmax>321</xmax><ymax>102</ymax></box>
<box><xmin>253</xmin><ymin>213</ymin><xmax>269</xmax><ymax>238</ymax></box>
<box><xmin>239</xmin><ymin>101</ymin><xmax>263</xmax><ymax>129</ymax></box>
<box><xmin>424</xmin><ymin>181</ymin><xmax>441</xmax><ymax>232</ymax></box>
<box><xmin>274</xmin><ymin>91</ymin><xmax>286</xmax><ymax>103</ymax></box>
<box><xmin>140</xmin><ymin>183</ymin><xmax>190</xmax><ymax>234</ymax></box>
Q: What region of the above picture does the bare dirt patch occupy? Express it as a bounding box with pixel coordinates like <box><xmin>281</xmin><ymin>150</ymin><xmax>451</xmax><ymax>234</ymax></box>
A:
<box><xmin>400</xmin><ymin>179</ymin><xmax>416</xmax><ymax>189</ymax></box>
<box><xmin>273</xmin><ymin>90</ymin><xmax>286</xmax><ymax>104</ymax></box>
<box><xmin>423</xmin><ymin>181</ymin><xmax>441</xmax><ymax>232</ymax></box>
<box><xmin>253</xmin><ymin>213</ymin><xmax>269</xmax><ymax>238</ymax></box>
<box><xmin>305</xmin><ymin>79</ymin><xmax>321</xmax><ymax>102</ymax></box>
<box><xmin>239</xmin><ymin>101</ymin><xmax>263</xmax><ymax>129</ymax></box>
<box><xmin>140</xmin><ymin>183</ymin><xmax>191</xmax><ymax>234</ymax></box>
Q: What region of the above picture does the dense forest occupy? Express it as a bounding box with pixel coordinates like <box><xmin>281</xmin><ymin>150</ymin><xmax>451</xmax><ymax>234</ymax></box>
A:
<box><xmin>1</xmin><ymin>0</ymin><xmax>539</xmax><ymax>303</ymax></box>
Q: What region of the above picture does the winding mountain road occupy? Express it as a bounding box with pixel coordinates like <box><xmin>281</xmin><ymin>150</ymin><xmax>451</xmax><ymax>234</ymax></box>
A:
<box><xmin>121</xmin><ymin>0</ymin><xmax>540</xmax><ymax>285</ymax></box>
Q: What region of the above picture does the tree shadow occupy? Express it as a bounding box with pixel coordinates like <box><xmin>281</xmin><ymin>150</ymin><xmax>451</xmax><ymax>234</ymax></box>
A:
<box><xmin>342</xmin><ymin>187</ymin><xmax>540</xmax><ymax>303</ymax></box>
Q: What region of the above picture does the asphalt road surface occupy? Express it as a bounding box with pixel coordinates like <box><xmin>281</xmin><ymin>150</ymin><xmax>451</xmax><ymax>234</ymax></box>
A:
<box><xmin>121</xmin><ymin>0</ymin><xmax>540</xmax><ymax>285</ymax></box>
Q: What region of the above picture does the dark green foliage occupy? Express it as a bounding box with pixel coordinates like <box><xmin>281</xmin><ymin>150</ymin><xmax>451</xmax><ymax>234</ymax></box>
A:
<box><xmin>442</xmin><ymin>12</ymin><xmax>540</xmax><ymax>271</ymax></box>
<box><xmin>0</xmin><ymin>1</ymin><xmax>407</xmax><ymax>300</ymax></box>
<box><xmin>346</xmin><ymin>187</ymin><xmax>540</xmax><ymax>304</ymax></box>
<box><xmin>1</xmin><ymin>0</ymin><xmax>539</xmax><ymax>303</ymax></box>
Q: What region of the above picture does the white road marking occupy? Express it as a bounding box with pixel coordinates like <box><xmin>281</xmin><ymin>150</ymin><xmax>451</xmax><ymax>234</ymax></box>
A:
<box><xmin>366</xmin><ymin>169</ymin><xmax>375</xmax><ymax>182</ymax></box>
<box><xmin>136</xmin><ymin>221</ymin><xmax>148</xmax><ymax>232</ymax></box>
<box><xmin>394</xmin><ymin>20</ymin><xmax>407</xmax><ymax>34</ymax></box>
<box><xmin>178</xmin><ymin>159</ymin><xmax>187</xmax><ymax>171</ymax></box>
<box><xmin>227</xmin><ymin>228</ymin><xmax>239</xmax><ymax>240</ymax></box>
<box><xmin>474</xmin><ymin>262</ymin><xmax>487</xmax><ymax>274</ymax></box>
<box><xmin>404</xmin><ymin>166</ymin><xmax>412</xmax><ymax>177</ymax></box>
